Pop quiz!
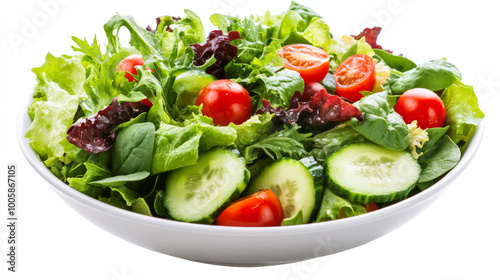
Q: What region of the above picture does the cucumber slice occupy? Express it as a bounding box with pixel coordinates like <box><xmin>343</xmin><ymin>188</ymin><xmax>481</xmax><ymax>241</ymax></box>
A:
<box><xmin>164</xmin><ymin>148</ymin><xmax>250</xmax><ymax>224</ymax></box>
<box><xmin>246</xmin><ymin>158</ymin><xmax>317</xmax><ymax>224</ymax></box>
<box><xmin>325</xmin><ymin>143</ymin><xmax>420</xmax><ymax>204</ymax></box>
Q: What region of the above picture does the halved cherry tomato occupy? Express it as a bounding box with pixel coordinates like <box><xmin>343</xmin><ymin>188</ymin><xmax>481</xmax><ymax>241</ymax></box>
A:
<box><xmin>117</xmin><ymin>54</ymin><xmax>146</xmax><ymax>82</ymax></box>
<box><xmin>216</xmin><ymin>189</ymin><xmax>285</xmax><ymax>227</ymax></box>
<box><xmin>196</xmin><ymin>79</ymin><xmax>252</xmax><ymax>126</ymax></box>
<box><xmin>278</xmin><ymin>44</ymin><xmax>330</xmax><ymax>83</ymax></box>
<box><xmin>394</xmin><ymin>88</ymin><xmax>446</xmax><ymax>129</ymax></box>
<box><xmin>334</xmin><ymin>53</ymin><xmax>376</xmax><ymax>102</ymax></box>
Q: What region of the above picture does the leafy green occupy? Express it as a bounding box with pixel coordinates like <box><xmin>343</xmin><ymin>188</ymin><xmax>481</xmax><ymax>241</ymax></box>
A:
<box><xmin>31</xmin><ymin>53</ymin><xmax>87</xmax><ymax>100</ymax></box>
<box><xmin>243</xmin><ymin>124</ymin><xmax>312</xmax><ymax>164</ymax></box>
<box><xmin>150</xmin><ymin>122</ymin><xmax>202</xmax><ymax>175</ymax></box>
<box><xmin>234</xmin><ymin>67</ymin><xmax>304</xmax><ymax>109</ymax></box>
<box><xmin>180</xmin><ymin>109</ymin><xmax>237</xmax><ymax>152</ymax></box>
<box><xmin>104</xmin><ymin>14</ymin><xmax>164</xmax><ymax>61</ymax></box>
<box><xmin>111</xmin><ymin>123</ymin><xmax>155</xmax><ymax>175</ymax></box>
<box><xmin>157</xmin><ymin>10</ymin><xmax>206</xmax><ymax>58</ymax></box>
<box><xmin>25</xmin><ymin>70</ymin><xmax>80</xmax><ymax>161</ymax></box>
<box><xmin>440</xmin><ymin>80</ymin><xmax>485</xmax><ymax>147</ymax></box>
<box><xmin>340</xmin><ymin>37</ymin><xmax>375</xmax><ymax>62</ymax></box>
<box><xmin>373</xmin><ymin>49</ymin><xmax>416</xmax><ymax>73</ymax></box>
<box><xmin>229</xmin><ymin>112</ymin><xmax>275</xmax><ymax>149</ymax></box>
<box><xmin>351</xmin><ymin>92</ymin><xmax>410</xmax><ymax>150</ymax></box>
<box><xmin>67</xmin><ymin>162</ymin><xmax>112</xmax><ymax>197</ymax></box>
<box><xmin>315</xmin><ymin>188</ymin><xmax>367</xmax><ymax>222</ymax></box>
<box><xmin>89</xmin><ymin>171</ymin><xmax>150</xmax><ymax>187</ymax></box>
<box><xmin>418</xmin><ymin>135</ymin><xmax>461</xmax><ymax>183</ymax></box>
<box><xmin>417</xmin><ymin>126</ymin><xmax>449</xmax><ymax>156</ymax></box>
<box><xmin>389</xmin><ymin>59</ymin><xmax>462</xmax><ymax>94</ymax></box>
<box><xmin>210</xmin><ymin>14</ymin><xmax>268</xmax><ymax>64</ymax></box>
<box><xmin>71</xmin><ymin>36</ymin><xmax>135</xmax><ymax>116</ymax></box>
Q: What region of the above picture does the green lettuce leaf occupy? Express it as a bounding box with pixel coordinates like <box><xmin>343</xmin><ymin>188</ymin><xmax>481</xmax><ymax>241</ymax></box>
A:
<box><xmin>25</xmin><ymin>77</ymin><xmax>80</xmax><ymax>161</ymax></box>
<box><xmin>440</xmin><ymin>80</ymin><xmax>485</xmax><ymax>147</ymax></box>
<box><xmin>315</xmin><ymin>188</ymin><xmax>367</xmax><ymax>222</ymax></box>
<box><xmin>150</xmin><ymin>122</ymin><xmax>203</xmax><ymax>175</ymax></box>
<box><xmin>229</xmin><ymin>112</ymin><xmax>275</xmax><ymax>149</ymax></box>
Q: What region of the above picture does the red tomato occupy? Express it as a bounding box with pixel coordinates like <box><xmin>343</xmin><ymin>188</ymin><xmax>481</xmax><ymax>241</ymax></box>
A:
<box><xmin>216</xmin><ymin>189</ymin><xmax>285</xmax><ymax>227</ymax></box>
<box><xmin>196</xmin><ymin>79</ymin><xmax>252</xmax><ymax>126</ymax></box>
<box><xmin>334</xmin><ymin>54</ymin><xmax>376</xmax><ymax>102</ymax></box>
<box><xmin>365</xmin><ymin>203</ymin><xmax>379</xmax><ymax>213</ymax></box>
<box><xmin>277</xmin><ymin>44</ymin><xmax>330</xmax><ymax>83</ymax></box>
<box><xmin>394</xmin><ymin>88</ymin><xmax>447</xmax><ymax>129</ymax></box>
<box><xmin>116</xmin><ymin>54</ymin><xmax>146</xmax><ymax>82</ymax></box>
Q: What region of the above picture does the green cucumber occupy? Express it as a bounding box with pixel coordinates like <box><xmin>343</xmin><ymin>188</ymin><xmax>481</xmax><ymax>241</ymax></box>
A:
<box><xmin>246</xmin><ymin>158</ymin><xmax>318</xmax><ymax>224</ymax></box>
<box><xmin>173</xmin><ymin>69</ymin><xmax>216</xmax><ymax>109</ymax></box>
<box><xmin>164</xmin><ymin>148</ymin><xmax>250</xmax><ymax>224</ymax></box>
<box><xmin>298</xmin><ymin>156</ymin><xmax>324</xmax><ymax>222</ymax></box>
<box><xmin>325</xmin><ymin>142</ymin><xmax>420</xmax><ymax>204</ymax></box>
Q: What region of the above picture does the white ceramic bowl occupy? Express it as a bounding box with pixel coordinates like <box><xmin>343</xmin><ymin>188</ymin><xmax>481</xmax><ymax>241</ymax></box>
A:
<box><xmin>18</xmin><ymin>101</ymin><xmax>483</xmax><ymax>266</ymax></box>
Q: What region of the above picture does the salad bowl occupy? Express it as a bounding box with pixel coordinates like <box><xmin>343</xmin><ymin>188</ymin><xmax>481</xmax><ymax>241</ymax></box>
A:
<box><xmin>18</xmin><ymin>100</ymin><xmax>483</xmax><ymax>266</ymax></box>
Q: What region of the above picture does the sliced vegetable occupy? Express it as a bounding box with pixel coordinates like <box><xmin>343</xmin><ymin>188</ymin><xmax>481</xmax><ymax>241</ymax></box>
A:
<box><xmin>164</xmin><ymin>148</ymin><xmax>250</xmax><ymax>224</ymax></box>
<box><xmin>334</xmin><ymin>54</ymin><xmax>376</xmax><ymax>102</ymax></box>
<box><xmin>246</xmin><ymin>158</ymin><xmax>317</xmax><ymax>224</ymax></box>
<box><xmin>278</xmin><ymin>44</ymin><xmax>330</xmax><ymax>83</ymax></box>
<box><xmin>216</xmin><ymin>189</ymin><xmax>285</xmax><ymax>227</ymax></box>
<box><xmin>325</xmin><ymin>142</ymin><xmax>421</xmax><ymax>204</ymax></box>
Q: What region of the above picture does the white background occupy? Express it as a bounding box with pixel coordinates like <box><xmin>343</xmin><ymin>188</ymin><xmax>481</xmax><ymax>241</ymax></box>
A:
<box><xmin>1</xmin><ymin>0</ymin><xmax>499</xmax><ymax>279</ymax></box>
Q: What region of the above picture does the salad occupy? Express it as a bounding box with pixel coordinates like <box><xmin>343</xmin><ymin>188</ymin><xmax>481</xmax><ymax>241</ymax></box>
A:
<box><xmin>25</xmin><ymin>1</ymin><xmax>484</xmax><ymax>227</ymax></box>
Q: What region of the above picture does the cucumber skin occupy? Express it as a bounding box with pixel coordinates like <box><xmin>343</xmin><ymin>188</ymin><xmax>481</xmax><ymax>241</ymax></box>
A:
<box><xmin>324</xmin><ymin>143</ymin><xmax>420</xmax><ymax>204</ymax></box>
<box><xmin>245</xmin><ymin>157</ymin><xmax>319</xmax><ymax>224</ymax></box>
<box><xmin>164</xmin><ymin>148</ymin><xmax>250</xmax><ymax>224</ymax></box>
<box><xmin>299</xmin><ymin>156</ymin><xmax>324</xmax><ymax>223</ymax></box>
<box><xmin>326</xmin><ymin>175</ymin><xmax>417</xmax><ymax>204</ymax></box>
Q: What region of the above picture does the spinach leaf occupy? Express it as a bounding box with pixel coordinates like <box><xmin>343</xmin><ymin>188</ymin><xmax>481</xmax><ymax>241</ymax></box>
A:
<box><xmin>417</xmin><ymin>126</ymin><xmax>449</xmax><ymax>156</ymax></box>
<box><xmin>67</xmin><ymin>162</ymin><xmax>112</xmax><ymax>197</ymax></box>
<box><xmin>389</xmin><ymin>59</ymin><xmax>462</xmax><ymax>94</ymax></box>
<box><xmin>440</xmin><ymin>80</ymin><xmax>485</xmax><ymax>147</ymax></box>
<box><xmin>418</xmin><ymin>134</ymin><xmax>460</xmax><ymax>183</ymax></box>
<box><xmin>111</xmin><ymin>123</ymin><xmax>155</xmax><ymax>175</ymax></box>
<box><xmin>88</xmin><ymin>171</ymin><xmax>150</xmax><ymax>187</ymax></box>
<box><xmin>350</xmin><ymin>92</ymin><xmax>410</xmax><ymax>150</ymax></box>
<box><xmin>373</xmin><ymin>49</ymin><xmax>417</xmax><ymax>72</ymax></box>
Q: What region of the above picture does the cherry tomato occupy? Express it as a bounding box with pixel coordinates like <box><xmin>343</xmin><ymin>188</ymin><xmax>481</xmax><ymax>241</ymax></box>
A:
<box><xmin>196</xmin><ymin>79</ymin><xmax>252</xmax><ymax>126</ymax></box>
<box><xmin>394</xmin><ymin>88</ymin><xmax>447</xmax><ymax>129</ymax></box>
<box><xmin>117</xmin><ymin>54</ymin><xmax>146</xmax><ymax>82</ymax></box>
<box><xmin>278</xmin><ymin>44</ymin><xmax>330</xmax><ymax>83</ymax></box>
<box><xmin>334</xmin><ymin>54</ymin><xmax>376</xmax><ymax>102</ymax></box>
<box><xmin>364</xmin><ymin>203</ymin><xmax>379</xmax><ymax>213</ymax></box>
<box><xmin>216</xmin><ymin>189</ymin><xmax>285</xmax><ymax>227</ymax></box>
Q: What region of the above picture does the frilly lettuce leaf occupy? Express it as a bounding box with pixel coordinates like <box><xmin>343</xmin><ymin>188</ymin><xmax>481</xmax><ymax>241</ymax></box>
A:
<box><xmin>25</xmin><ymin>77</ymin><xmax>80</xmax><ymax>162</ymax></box>
<box><xmin>440</xmin><ymin>80</ymin><xmax>484</xmax><ymax>147</ymax></box>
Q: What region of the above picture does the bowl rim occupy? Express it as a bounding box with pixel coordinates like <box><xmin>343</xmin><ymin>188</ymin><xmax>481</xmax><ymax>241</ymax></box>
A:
<box><xmin>17</xmin><ymin>95</ymin><xmax>484</xmax><ymax>237</ymax></box>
